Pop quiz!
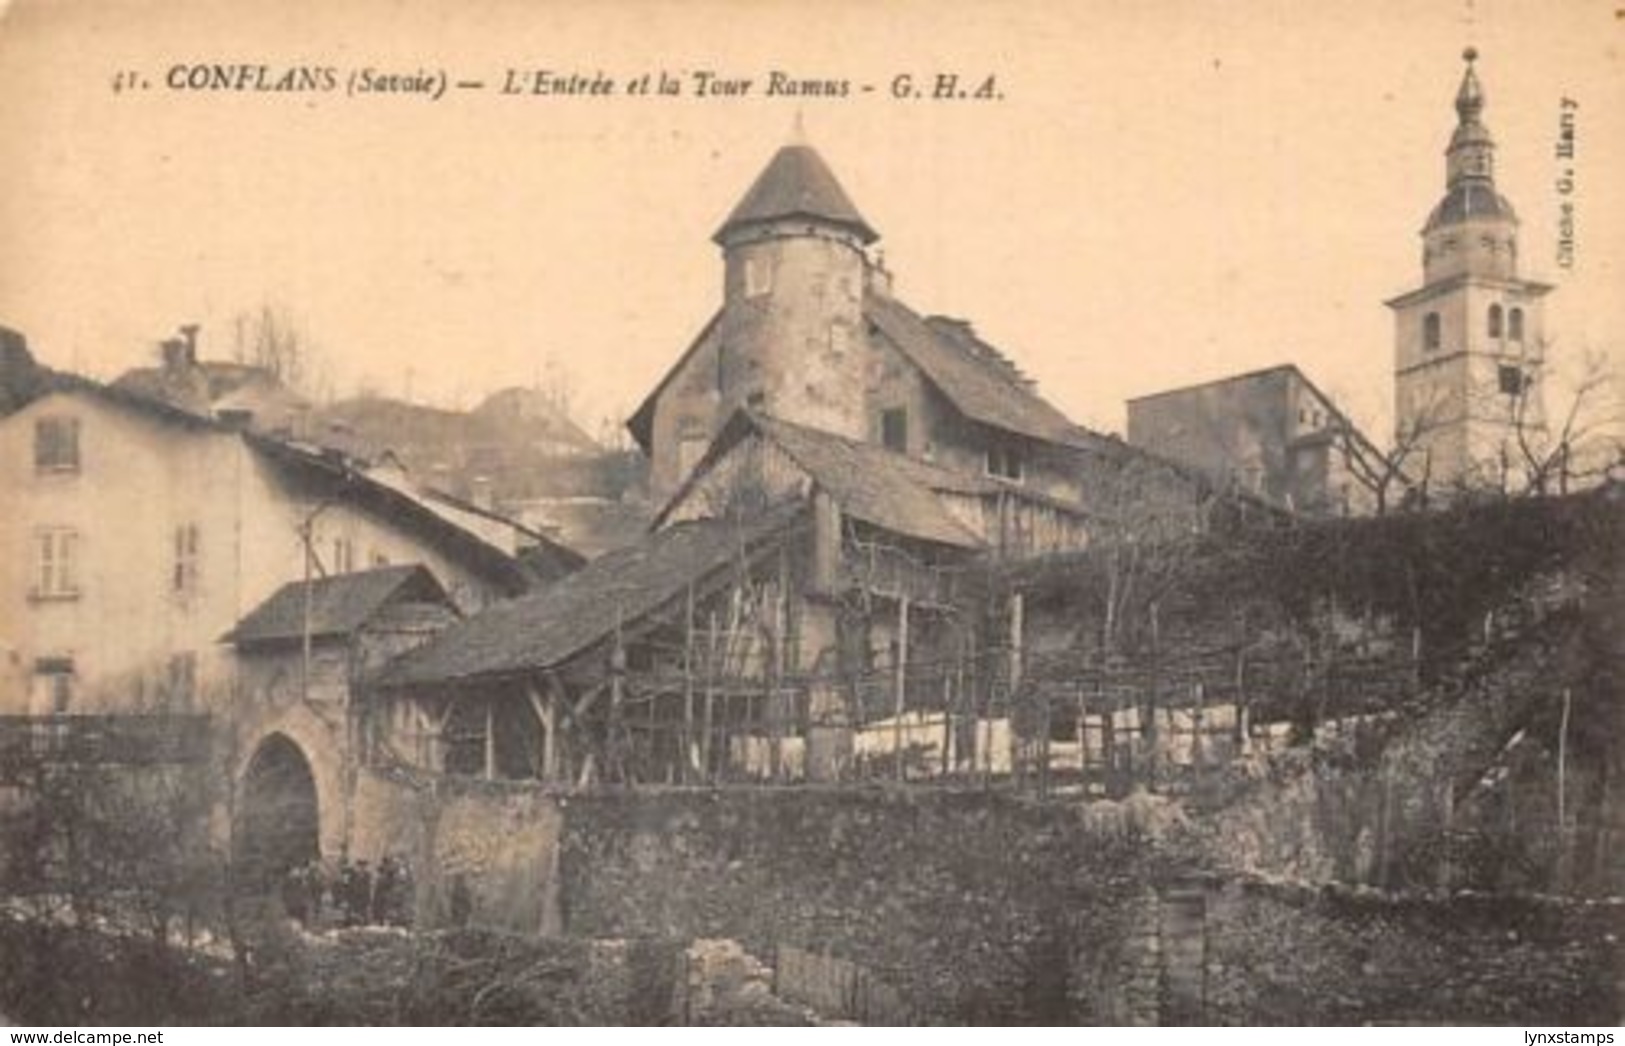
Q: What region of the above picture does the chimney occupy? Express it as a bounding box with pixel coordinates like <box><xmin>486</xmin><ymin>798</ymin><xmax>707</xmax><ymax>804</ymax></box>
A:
<box><xmin>470</xmin><ymin>475</ymin><xmax>495</xmax><ymax>512</ymax></box>
<box><xmin>0</xmin><ymin>326</ymin><xmax>29</xmax><ymax>364</ymax></box>
<box><xmin>160</xmin><ymin>338</ymin><xmax>190</xmax><ymax>373</ymax></box>
<box><xmin>178</xmin><ymin>324</ymin><xmax>200</xmax><ymax>365</ymax></box>
<box><xmin>867</xmin><ymin>251</ymin><xmax>893</xmax><ymax>298</ymax></box>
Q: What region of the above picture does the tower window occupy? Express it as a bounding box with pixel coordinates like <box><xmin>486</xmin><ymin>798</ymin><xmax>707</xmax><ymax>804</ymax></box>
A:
<box><xmin>1488</xmin><ymin>304</ymin><xmax>1503</xmax><ymax>339</ymax></box>
<box><xmin>880</xmin><ymin>408</ymin><xmax>908</xmax><ymax>453</ymax></box>
<box><xmin>1508</xmin><ymin>307</ymin><xmax>1524</xmax><ymax>342</ymax></box>
<box><xmin>744</xmin><ymin>257</ymin><xmax>773</xmax><ymax>298</ymax></box>
<box><xmin>1498</xmin><ymin>365</ymin><xmax>1526</xmax><ymax>397</ymax></box>
<box><xmin>1423</xmin><ymin>312</ymin><xmax>1441</xmax><ymax>351</ymax></box>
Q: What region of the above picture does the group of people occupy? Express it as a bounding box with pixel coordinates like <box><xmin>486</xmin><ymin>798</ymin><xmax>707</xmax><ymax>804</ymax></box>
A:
<box><xmin>280</xmin><ymin>854</ymin><xmax>413</xmax><ymax>929</ymax></box>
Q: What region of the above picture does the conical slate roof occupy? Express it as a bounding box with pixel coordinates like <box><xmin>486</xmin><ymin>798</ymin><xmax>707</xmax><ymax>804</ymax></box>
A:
<box><xmin>714</xmin><ymin>144</ymin><xmax>878</xmax><ymax>245</ymax></box>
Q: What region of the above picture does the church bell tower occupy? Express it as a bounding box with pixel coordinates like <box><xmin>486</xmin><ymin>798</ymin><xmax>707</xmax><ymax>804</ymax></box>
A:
<box><xmin>1386</xmin><ymin>49</ymin><xmax>1552</xmax><ymax>493</ymax></box>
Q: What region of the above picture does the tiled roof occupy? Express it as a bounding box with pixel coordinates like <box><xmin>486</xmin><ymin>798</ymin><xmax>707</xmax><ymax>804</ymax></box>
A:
<box><xmin>743</xmin><ymin>413</ymin><xmax>987</xmax><ymax>548</ymax></box>
<box><xmin>375</xmin><ymin>506</ymin><xmax>800</xmax><ymax>689</ymax></box>
<box><xmin>865</xmin><ymin>294</ymin><xmax>1082</xmax><ymax>448</ymax></box>
<box><xmin>244</xmin><ymin>433</ymin><xmax>568</xmax><ymax>594</ymax></box>
<box><xmin>715</xmin><ymin>144</ymin><xmax>878</xmax><ymax>245</ymax></box>
<box><xmin>224</xmin><ymin>564</ymin><xmax>450</xmax><ymax>647</ymax></box>
<box><xmin>29</xmin><ymin>375</ymin><xmax>578</xmax><ymax>593</ymax></box>
<box><xmin>626</xmin><ymin>293</ymin><xmax>1086</xmax><ymax>456</ymax></box>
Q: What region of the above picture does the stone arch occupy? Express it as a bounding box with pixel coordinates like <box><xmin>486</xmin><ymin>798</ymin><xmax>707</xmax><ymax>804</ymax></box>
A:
<box><xmin>235</xmin><ymin>699</ymin><xmax>350</xmax><ymax>865</ymax></box>
<box><xmin>235</xmin><ymin>732</ymin><xmax>321</xmax><ymax>883</ymax></box>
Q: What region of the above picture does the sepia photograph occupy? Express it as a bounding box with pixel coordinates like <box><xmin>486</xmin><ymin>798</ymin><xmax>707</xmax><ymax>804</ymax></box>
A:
<box><xmin>0</xmin><ymin>0</ymin><xmax>1621</xmax><ymax>1028</ymax></box>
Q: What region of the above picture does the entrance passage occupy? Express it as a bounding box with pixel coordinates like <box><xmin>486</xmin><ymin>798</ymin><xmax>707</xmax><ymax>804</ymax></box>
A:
<box><xmin>236</xmin><ymin>733</ymin><xmax>320</xmax><ymax>883</ymax></box>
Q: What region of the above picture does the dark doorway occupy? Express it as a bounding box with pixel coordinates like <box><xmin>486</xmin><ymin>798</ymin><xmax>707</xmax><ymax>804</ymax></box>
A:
<box><xmin>235</xmin><ymin>733</ymin><xmax>320</xmax><ymax>884</ymax></box>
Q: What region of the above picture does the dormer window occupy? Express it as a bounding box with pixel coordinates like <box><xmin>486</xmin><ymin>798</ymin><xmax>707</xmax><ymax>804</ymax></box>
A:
<box><xmin>1423</xmin><ymin>312</ymin><xmax>1442</xmax><ymax>351</ymax></box>
<box><xmin>986</xmin><ymin>444</ymin><xmax>1024</xmax><ymax>482</ymax></box>
<box><xmin>34</xmin><ymin>416</ymin><xmax>80</xmax><ymax>473</ymax></box>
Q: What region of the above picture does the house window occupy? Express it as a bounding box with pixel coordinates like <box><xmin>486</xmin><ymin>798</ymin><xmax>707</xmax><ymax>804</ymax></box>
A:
<box><xmin>172</xmin><ymin>523</ymin><xmax>200</xmax><ymax>595</ymax></box>
<box><xmin>1508</xmin><ymin>307</ymin><xmax>1524</xmax><ymax>342</ymax></box>
<box><xmin>31</xmin><ymin>657</ymin><xmax>74</xmax><ymax>715</ymax></box>
<box><xmin>1498</xmin><ymin>365</ymin><xmax>1526</xmax><ymax>397</ymax></box>
<box><xmin>677</xmin><ymin>433</ymin><xmax>708</xmax><ymax>479</ymax></box>
<box><xmin>332</xmin><ymin>536</ymin><xmax>355</xmax><ymax>574</ymax></box>
<box><xmin>986</xmin><ymin>444</ymin><xmax>1025</xmax><ymax>482</ymax></box>
<box><xmin>1422</xmin><ymin>312</ymin><xmax>1441</xmax><ymax>351</ymax></box>
<box><xmin>33</xmin><ymin>528</ymin><xmax>79</xmax><ymax>599</ymax></box>
<box><xmin>880</xmin><ymin>408</ymin><xmax>908</xmax><ymax>453</ymax></box>
<box><xmin>166</xmin><ymin>652</ymin><xmax>197</xmax><ymax>709</ymax></box>
<box><xmin>1488</xmin><ymin>304</ymin><xmax>1504</xmax><ymax>339</ymax></box>
<box><xmin>372</xmin><ymin>550</ymin><xmax>390</xmax><ymax>568</ymax></box>
<box><xmin>34</xmin><ymin>417</ymin><xmax>80</xmax><ymax>473</ymax></box>
<box><xmin>744</xmin><ymin>257</ymin><xmax>773</xmax><ymax>298</ymax></box>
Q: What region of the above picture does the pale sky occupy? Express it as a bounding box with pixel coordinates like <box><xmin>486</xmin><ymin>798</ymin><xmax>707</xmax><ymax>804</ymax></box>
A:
<box><xmin>0</xmin><ymin>0</ymin><xmax>1621</xmax><ymax>442</ymax></box>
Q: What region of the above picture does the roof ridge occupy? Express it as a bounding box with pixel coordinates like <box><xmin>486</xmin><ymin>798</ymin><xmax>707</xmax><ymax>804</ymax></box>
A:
<box><xmin>864</xmin><ymin>293</ymin><xmax>1083</xmax><ymax>448</ymax></box>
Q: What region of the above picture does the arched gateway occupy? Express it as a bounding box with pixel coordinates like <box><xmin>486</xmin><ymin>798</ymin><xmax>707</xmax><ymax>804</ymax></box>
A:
<box><xmin>235</xmin><ymin>733</ymin><xmax>321</xmax><ymax>881</ymax></box>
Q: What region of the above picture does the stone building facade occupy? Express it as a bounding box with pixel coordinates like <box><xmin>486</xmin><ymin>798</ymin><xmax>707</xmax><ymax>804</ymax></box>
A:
<box><xmin>1126</xmin><ymin>364</ymin><xmax>1380</xmax><ymax>516</ymax></box>
<box><xmin>627</xmin><ymin>136</ymin><xmax>1090</xmax><ymax>508</ymax></box>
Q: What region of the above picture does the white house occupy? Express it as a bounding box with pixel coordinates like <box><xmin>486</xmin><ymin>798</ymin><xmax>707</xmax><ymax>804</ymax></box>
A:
<box><xmin>0</xmin><ymin>375</ymin><xmax>577</xmax><ymax>716</ymax></box>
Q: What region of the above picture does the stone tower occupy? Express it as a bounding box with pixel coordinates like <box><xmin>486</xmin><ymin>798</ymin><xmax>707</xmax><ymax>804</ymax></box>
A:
<box><xmin>712</xmin><ymin>131</ymin><xmax>877</xmax><ymax>442</ymax></box>
<box><xmin>1386</xmin><ymin>49</ymin><xmax>1552</xmax><ymax>492</ymax></box>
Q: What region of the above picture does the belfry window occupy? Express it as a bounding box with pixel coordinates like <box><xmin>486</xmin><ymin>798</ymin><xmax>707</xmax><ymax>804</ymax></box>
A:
<box><xmin>1508</xmin><ymin>308</ymin><xmax>1524</xmax><ymax>342</ymax></box>
<box><xmin>1488</xmin><ymin>304</ymin><xmax>1503</xmax><ymax>339</ymax></box>
<box><xmin>1423</xmin><ymin>312</ymin><xmax>1441</xmax><ymax>351</ymax></box>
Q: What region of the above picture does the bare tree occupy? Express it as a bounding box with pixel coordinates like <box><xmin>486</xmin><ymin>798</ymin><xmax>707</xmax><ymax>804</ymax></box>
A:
<box><xmin>1500</xmin><ymin>347</ymin><xmax>1623</xmax><ymax>498</ymax></box>
<box><xmin>1085</xmin><ymin>448</ymin><xmax>1214</xmax><ymax>652</ymax></box>
<box><xmin>230</xmin><ymin>303</ymin><xmax>329</xmax><ymax>400</ymax></box>
<box><xmin>1330</xmin><ymin>385</ymin><xmax>1455</xmax><ymax>515</ymax></box>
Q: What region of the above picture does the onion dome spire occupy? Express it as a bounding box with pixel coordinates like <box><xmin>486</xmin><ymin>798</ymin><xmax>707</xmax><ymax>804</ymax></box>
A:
<box><xmin>1454</xmin><ymin>46</ymin><xmax>1485</xmax><ymax>125</ymax></box>
<box><xmin>1425</xmin><ymin>47</ymin><xmax>1515</xmax><ymax>233</ymax></box>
